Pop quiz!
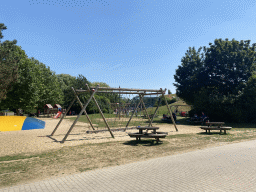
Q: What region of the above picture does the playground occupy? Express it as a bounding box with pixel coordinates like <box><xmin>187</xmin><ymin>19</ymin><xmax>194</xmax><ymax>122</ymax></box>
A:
<box><xmin>0</xmin><ymin>116</ymin><xmax>199</xmax><ymax>157</ymax></box>
<box><xmin>1</xmin><ymin>85</ymin><xmax>255</xmax><ymax>188</ymax></box>
<box><xmin>1</xmin><ymin>115</ymin><xmax>256</xmax><ymax>188</ymax></box>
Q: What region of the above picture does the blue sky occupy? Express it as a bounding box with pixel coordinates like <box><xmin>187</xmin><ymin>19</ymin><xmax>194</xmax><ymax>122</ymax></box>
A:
<box><xmin>1</xmin><ymin>0</ymin><xmax>256</xmax><ymax>93</ymax></box>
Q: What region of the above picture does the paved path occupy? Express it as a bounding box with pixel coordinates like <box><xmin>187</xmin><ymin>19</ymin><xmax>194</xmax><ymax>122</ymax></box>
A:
<box><xmin>1</xmin><ymin>140</ymin><xmax>256</xmax><ymax>191</ymax></box>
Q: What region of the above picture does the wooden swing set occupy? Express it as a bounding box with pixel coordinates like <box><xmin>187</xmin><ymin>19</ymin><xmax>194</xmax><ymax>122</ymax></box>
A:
<box><xmin>50</xmin><ymin>84</ymin><xmax>178</xmax><ymax>143</ymax></box>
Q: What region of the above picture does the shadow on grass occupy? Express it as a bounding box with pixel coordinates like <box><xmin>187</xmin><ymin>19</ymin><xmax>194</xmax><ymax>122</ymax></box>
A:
<box><xmin>225</xmin><ymin>123</ymin><xmax>256</xmax><ymax>129</ymax></box>
<box><xmin>196</xmin><ymin>132</ymin><xmax>231</xmax><ymax>136</ymax></box>
<box><xmin>123</xmin><ymin>139</ymin><xmax>164</xmax><ymax>146</ymax></box>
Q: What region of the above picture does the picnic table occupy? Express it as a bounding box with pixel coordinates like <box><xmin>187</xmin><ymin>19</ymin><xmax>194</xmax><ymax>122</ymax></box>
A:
<box><xmin>128</xmin><ymin>126</ymin><xmax>168</xmax><ymax>143</ymax></box>
<box><xmin>201</xmin><ymin>122</ymin><xmax>232</xmax><ymax>134</ymax></box>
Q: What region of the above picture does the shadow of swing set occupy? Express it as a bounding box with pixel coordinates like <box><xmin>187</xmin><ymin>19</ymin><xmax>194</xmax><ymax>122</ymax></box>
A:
<box><xmin>50</xmin><ymin>84</ymin><xmax>178</xmax><ymax>143</ymax></box>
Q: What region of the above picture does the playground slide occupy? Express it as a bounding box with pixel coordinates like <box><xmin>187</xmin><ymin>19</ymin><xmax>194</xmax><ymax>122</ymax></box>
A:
<box><xmin>53</xmin><ymin>111</ymin><xmax>62</xmax><ymax>119</ymax></box>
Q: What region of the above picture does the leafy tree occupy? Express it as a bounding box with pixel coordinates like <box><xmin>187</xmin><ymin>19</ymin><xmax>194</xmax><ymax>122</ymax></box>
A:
<box><xmin>174</xmin><ymin>46</ymin><xmax>203</xmax><ymax>105</ymax></box>
<box><xmin>56</xmin><ymin>74</ymin><xmax>77</xmax><ymax>111</ymax></box>
<box><xmin>0</xmin><ymin>41</ymin><xmax>26</xmax><ymax>101</ymax></box>
<box><xmin>74</xmin><ymin>74</ymin><xmax>90</xmax><ymax>90</ymax></box>
<box><xmin>29</xmin><ymin>58</ymin><xmax>64</xmax><ymax>115</ymax></box>
<box><xmin>237</xmin><ymin>75</ymin><xmax>256</xmax><ymax>123</ymax></box>
<box><xmin>0</xmin><ymin>23</ymin><xmax>7</xmax><ymax>40</ymax></box>
<box><xmin>2</xmin><ymin>57</ymin><xmax>40</xmax><ymax>113</ymax></box>
<box><xmin>174</xmin><ymin>38</ymin><xmax>256</xmax><ymax>122</ymax></box>
<box><xmin>168</xmin><ymin>89</ymin><xmax>172</xmax><ymax>95</ymax></box>
<box><xmin>56</xmin><ymin>74</ymin><xmax>92</xmax><ymax>113</ymax></box>
<box><xmin>2</xmin><ymin>56</ymin><xmax>64</xmax><ymax>115</ymax></box>
<box><xmin>90</xmin><ymin>82</ymin><xmax>110</xmax><ymax>88</ymax></box>
<box><xmin>0</xmin><ymin>23</ymin><xmax>23</xmax><ymax>101</ymax></box>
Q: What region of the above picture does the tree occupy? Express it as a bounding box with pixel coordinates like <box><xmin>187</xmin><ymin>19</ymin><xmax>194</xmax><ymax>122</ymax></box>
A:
<box><xmin>2</xmin><ymin>57</ymin><xmax>40</xmax><ymax>113</ymax></box>
<box><xmin>174</xmin><ymin>38</ymin><xmax>256</xmax><ymax>122</ymax></box>
<box><xmin>174</xmin><ymin>46</ymin><xmax>203</xmax><ymax>104</ymax></box>
<box><xmin>90</xmin><ymin>82</ymin><xmax>110</xmax><ymax>88</ymax></box>
<box><xmin>56</xmin><ymin>74</ymin><xmax>92</xmax><ymax>113</ymax></box>
<box><xmin>56</xmin><ymin>74</ymin><xmax>77</xmax><ymax>111</ymax></box>
<box><xmin>30</xmin><ymin>58</ymin><xmax>64</xmax><ymax>115</ymax></box>
<box><xmin>0</xmin><ymin>23</ymin><xmax>22</xmax><ymax>101</ymax></box>
<box><xmin>168</xmin><ymin>89</ymin><xmax>172</xmax><ymax>95</ymax></box>
<box><xmin>0</xmin><ymin>23</ymin><xmax>7</xmax><ymax>40</ymax></box>
<box><xmin>2</xmin><ymin>57</ymin><xmax>64</xmax><ymax>115</ymax></box>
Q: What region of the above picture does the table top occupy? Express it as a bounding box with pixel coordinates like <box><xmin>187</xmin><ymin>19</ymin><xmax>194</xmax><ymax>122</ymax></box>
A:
<box><xmin>206</xmin><ymin>122</ymin><xmax>225</xmax><ymax>125</ymax></box>
<box><xmin>137</xmin><ymin>127</ymin><xmax>159</xmax><ymax>130</ymax></box>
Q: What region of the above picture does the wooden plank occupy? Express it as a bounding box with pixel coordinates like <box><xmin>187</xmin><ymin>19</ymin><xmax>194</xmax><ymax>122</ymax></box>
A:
<box><xmin>219</xmin><ymin>127</ymin><xmax>232</xmax><ymax>129</ymax></box>
<box><xmin>128</xmin><ymin>134</ymin><xmax>167</xmax><ymax>138</ymax></box>
<box><xmin>136</xmin><ymin>126</ymin><xmax>159</xmax><ymax>129</ymax></box>
<box><xmin>205</xmin><ymin>122</ymin><xmax>225</xmax><ymax>125</ymax></box>
<box><xmin>87</xmin><ymin>127</ymin><xmax>138</xmax><ymax>134</ymax></box>
<box><xmin>88</xmin><ymin>87</ymin><xmax>163</xmax><ymax>92</ymax></box>
<box><xmin>201</xmin><ymin>126</ymin><xmax>221</xmax><ymax>129</ymax></box>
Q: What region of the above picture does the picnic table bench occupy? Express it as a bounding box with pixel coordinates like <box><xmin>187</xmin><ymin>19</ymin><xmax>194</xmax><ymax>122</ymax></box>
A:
<box><xmin>128</xmin><ymin>126</ymin><xmax>168</xmax><ymax>143</ymax></box>
<box><xmin>200</xmin><ymin>122</ymin><xmax>232</xmax><ymax>134</ymax></box>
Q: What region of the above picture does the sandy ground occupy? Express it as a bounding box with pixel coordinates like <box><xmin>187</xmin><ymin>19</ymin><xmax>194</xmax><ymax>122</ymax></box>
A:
<box><xmin>0</xmin><ymin>116</ymin><xmax>202</xmax><ymax>157</ymax></box>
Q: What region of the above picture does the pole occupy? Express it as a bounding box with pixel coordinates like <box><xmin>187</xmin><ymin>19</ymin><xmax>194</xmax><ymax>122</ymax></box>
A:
<box><xmin>126</xmin><ymin>94</ymin><xmax>144</xmax><ymax>128</ymax></box>
<box><xmin>51</xmin><ymin>97</ymin><xmax>76</xmax><ymax>136</ymax></box>
<box><xmin>139</xmin><ymin>94</ymin><xmax>152</xmax><ymax>127</ymax></box>
<box><xmin>119</xmin><ymin>86</ymin><xmax>120</xmax><ymax>120</ymax></box>
<box><xmin>148</xmin><ymin>95</ymin><xmax>162</xmax><ymax>127</ymax></box>
<box><xmin>71</xmin><ymin>87</ymin><xmax>95</xmax><ymax>130</ymax></box>
<box><xmin>86</xmin><ymin>84</ymin><xmax>114</xmax><ymax>139</ymax></box>
<box><xmin>161</xmin><ymin>89</ymin><xmax>178</xmax><ymax>131</ymax></box>
<box><xmin>60</xmin><ymin>85</ymin><xmax>100</xmax><ymax>143</ymax></box>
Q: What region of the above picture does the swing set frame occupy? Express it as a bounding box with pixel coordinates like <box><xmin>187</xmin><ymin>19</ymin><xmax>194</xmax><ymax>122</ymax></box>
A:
<box><xmin>50</xmin><ymin>84</ymin><xmax>178</xmax><ymax>143</ymax></box>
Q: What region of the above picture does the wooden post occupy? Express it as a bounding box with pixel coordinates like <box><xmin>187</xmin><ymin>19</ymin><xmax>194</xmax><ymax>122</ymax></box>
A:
<box><xmin>85</xmin><ymin>84</ymin><xmax>115</xmax><ymax>139</ymax></box>
<box><xmin>161</xmin><ymin>89</ymin><xmax>178</xmax><ymax>131</ymax></box>
<box><xmin>88</xmin><ymin>87</ymin><xmax>163</xmax><ymax>92</ymax></box>
<box><xmin>139</xmin><ymin>94</ymin><xmax>152</xmax><ymax>127</ymax></box>
<box><xmin>126</xmin><ymin>94</ymin><xmax>145</xmax><ymax>128</ymax></box>
<box><xmin>60</xmin><ymin>85</ymin><xmax>100</xmax><ymax>143</ymax></box>
<box><xmin>119</xmin><ymin>86</ymin><xmax>120</xmax><ymax>120</ymax></box>
<box><xmin>51</xmin><ymin>97</ymin><xmax>76</xmax><ymax>136</ymax></box>
<box><xmin>71</xmin><ymin>87</ymin><xmax>95</xmax><ymax>130</ymax></box>
<box><xmin>148</xmin><ymin>96</ymin><xmax>162</xmax><ymax>127</ymax></box>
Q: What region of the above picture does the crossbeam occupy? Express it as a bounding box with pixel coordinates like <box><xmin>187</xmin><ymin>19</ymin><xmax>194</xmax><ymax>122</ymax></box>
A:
<box><xmin>75</xmin><ymin>90</ymin><xmax>162</xmax><ymax>95</ymax></box>
<box><xmin>88</xmin><ymin>87</ymin><xmax>163</xmax><ymax>92</ymax></box>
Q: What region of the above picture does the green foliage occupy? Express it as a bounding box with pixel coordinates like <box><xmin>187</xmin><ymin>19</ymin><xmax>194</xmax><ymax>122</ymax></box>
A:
<box><xmin>174</xmin><ymin>46</ymin><xmax>203</xmax><ymax>105</ymax></box>
<box><xmin>56</xmin><ymin>74</ymin><xmax>90</xmax><ymax>113</ymax></box>
<box><xmin>237</xmin><ymin>76</ymin><xmax>256</xmax><ymax>123</ymax></box>
<box><xmin>0</xmin><ymin>40</ymin><xmax>26</xmax><ymax>101</ymax></box>
<box><xmin>2</xmin><ymin>57</ymin><xmax>40</xmax><ymax>112</ymax></box>
<box><xmin>175</xmin><ymin>38</ymin><xmax>256</xmax><ymax>123</ymax></box>
<box><xmin>90</xmin><ymin>82</ymin><xmax>110</xmax><ymax>88</ymax></box>
<box><xmin>0</xmin><ymin>23</ymin><xmax>7</xmax><ymax>40</ymax></box>
<box><xmin>30</xmin><ymin>58</ymin><xmax>64</xmax><ymax>111</ymax></box>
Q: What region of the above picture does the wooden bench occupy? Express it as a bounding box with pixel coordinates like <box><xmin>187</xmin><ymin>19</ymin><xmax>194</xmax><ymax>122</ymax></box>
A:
<box><xmin>128</xmin><ymin>133</ymin><xmax>167</xmax><ymax>143</ymax></box>
<box><xmin>200</xmin><ymin>126</ymin><xmax>232</xmax><ymax>134</ymax></box>
<box><xmin>152</xmin><ymin>131</ymin><xmax>168</xmax><ymax>135</ymax></box>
